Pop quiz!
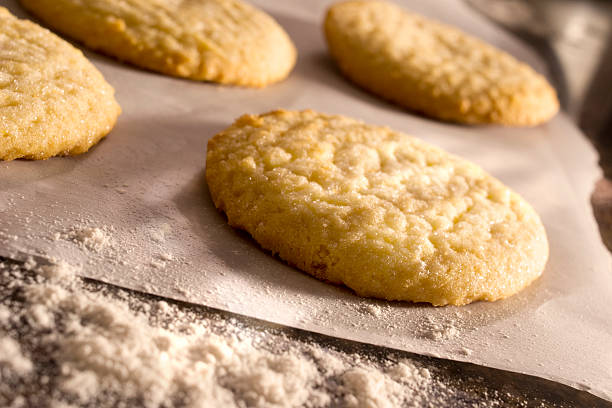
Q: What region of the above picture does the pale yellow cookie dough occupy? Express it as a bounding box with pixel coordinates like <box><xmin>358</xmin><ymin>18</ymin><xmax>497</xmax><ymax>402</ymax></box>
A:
<box><xmin>206</xmin><ymin>110</ymin><xmax>548</xmax><ymax>306</ymax></box>
<box><xmin>19</xmin><ymin>0</ymin><xmax>297</xmax><ymax>87</ymax></box>
<box><xmin>324</xmin><ymin>0</ymin><xmax>559</xmax><ymax>126</ymax></box>
<box><xmin>0</xmin><ymin>7</ymin><xmax>120</xmax><ymax>161</ymax></box>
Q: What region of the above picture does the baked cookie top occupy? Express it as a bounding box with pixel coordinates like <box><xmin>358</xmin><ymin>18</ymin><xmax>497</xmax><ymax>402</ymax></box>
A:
<box><xmin>0</xmin><ymin>7</ymin><xmax>120</xmax><ymax>161</ymax></box>
<box><xmin>206</xmin><ymin>110</ymin><xmax>548</xmax><ymax>306</ymax></box>
<box><xmin>19</xmin><ymin>0</ymin><xmax>296</xmax><ymax>87</ymax></box>
<box><xmin>324</xmin><ymin>0</ymin><xmax>559</xmax><ymax>126</ymax></box>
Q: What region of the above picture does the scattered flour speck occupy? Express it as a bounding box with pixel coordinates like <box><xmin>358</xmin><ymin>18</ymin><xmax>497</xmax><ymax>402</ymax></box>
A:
<box><xmin>361</xmin><ymin>304</ymin><xmax>383</xmax><ymax>317</ymax></box>
<box><xmin>150</xmin><ymin>223</ymin><xmax>172</xmax><ymax>243</ymax></box>
<box><xmin>0</xmin><ymin>337</ymin><xmax>32</xmax><ymax>375</ymax></box>
<box><xmin>159</xmin><ymin>253</ymin><xmax>174</xmax><ymax>262</ymax></box>
<box><xmin>0</xmin><ymin>305</ymin><xmax>11</xmax><ymax>325</ymax></box>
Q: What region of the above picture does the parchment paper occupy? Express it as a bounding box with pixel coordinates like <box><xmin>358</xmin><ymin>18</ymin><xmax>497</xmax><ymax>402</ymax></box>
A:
<box><xmin>1</xmin><ymin>0</ymin><xmax>611</xmax><ymax>401</ymax></box>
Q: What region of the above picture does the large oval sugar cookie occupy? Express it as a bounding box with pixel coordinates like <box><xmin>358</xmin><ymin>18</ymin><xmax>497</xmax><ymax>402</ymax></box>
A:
<box><xmin>206</xmin><ymin>110</ymin><xmax>548</xmax><ymax>306</ymax></box>
<box><xmin>19</xmin><ymin>0</ymin><xmax>297</xmax><ymax>87</ymax></box>
<box><xmin>324</xmin><ymin>0</ymin><xmax>559</xmax><ymax>126</ymax></box>
<box><xmin>0</xmin><ymin>7</ymin><xmax>120</xmax><ymax>161</ymax></box>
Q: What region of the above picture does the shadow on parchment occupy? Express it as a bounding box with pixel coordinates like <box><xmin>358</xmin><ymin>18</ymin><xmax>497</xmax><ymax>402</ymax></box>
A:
<box><xmin>1</xmin><ymin>151</ymin><xmax>81</xmax><ymax>191</ymax></box>
<box><xmin>172</xmin><ymin>168</ymin><xmax>357</xmax><ymax>302</ymax></box>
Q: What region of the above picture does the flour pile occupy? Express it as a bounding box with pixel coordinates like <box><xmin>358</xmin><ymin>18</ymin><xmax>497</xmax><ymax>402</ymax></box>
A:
<box><xmin>0</xmin><ymin>258</ymin><xmax>442</xmax><ymax>408</ymax></box>
<box><xmin>55</xmin><ymin>225</ymin><xmax>115</xmax><ymax>252</ymax></box>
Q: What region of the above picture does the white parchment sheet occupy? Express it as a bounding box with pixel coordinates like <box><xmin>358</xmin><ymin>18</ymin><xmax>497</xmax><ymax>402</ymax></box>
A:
<box><xmin>1</xmin><ymin>0</ymin><xmax>611</xmax><ymax>400</ymax></box>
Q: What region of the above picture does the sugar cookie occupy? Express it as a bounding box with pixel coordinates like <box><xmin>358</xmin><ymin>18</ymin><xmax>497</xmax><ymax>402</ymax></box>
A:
<box><xmin>19</xmin><ymin>0</ymin><xmax>297</xmax><ymax>87</ymax></box>
<box><xmin>0</xmin><ymin>7</ymin><xmax>120</xmax><ymax>161</ymax></box>
<box><xmin>324</xmin><ymin>0</ymin><xmax>559</xmax><ymax>126</ymax></box>
<box><xmin>206</xmin><ymin>110</ymin><xmax>548</xmax><ymax>305</ymax></box>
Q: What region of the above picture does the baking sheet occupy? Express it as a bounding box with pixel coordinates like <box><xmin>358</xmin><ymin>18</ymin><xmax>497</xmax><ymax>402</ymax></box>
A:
<box><xmin>1</xmin><ymin>0</ymin><xmax>611</xmax><ymax>401</ymax></box>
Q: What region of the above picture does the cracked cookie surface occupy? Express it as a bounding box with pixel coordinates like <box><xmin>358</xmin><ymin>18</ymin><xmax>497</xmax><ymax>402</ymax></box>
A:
<box><xmin>206</xmin><ymin>110</ymin><xmax>548</xmax><ymax>305</ymax></box>
<box><xmin>324</xmin><ymin>0</ymin><xmax>559</xmax><ymax>126</ymax></box>
<box><xmin>0</xmin><ymin>7</ymin><xmax>120</xmax><ymax>161</ymax></box>
<box><xmin>19</xmin><ymin>0</ymin><xmax>296</xmax><ymax>87</ymax></box>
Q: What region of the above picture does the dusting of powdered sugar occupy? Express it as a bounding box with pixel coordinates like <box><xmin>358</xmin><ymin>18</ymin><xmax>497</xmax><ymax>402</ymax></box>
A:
<box><xmin>0</xmin><ymin>258</ymin><xmax>449</xmax><ymax>408</ymax></box>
